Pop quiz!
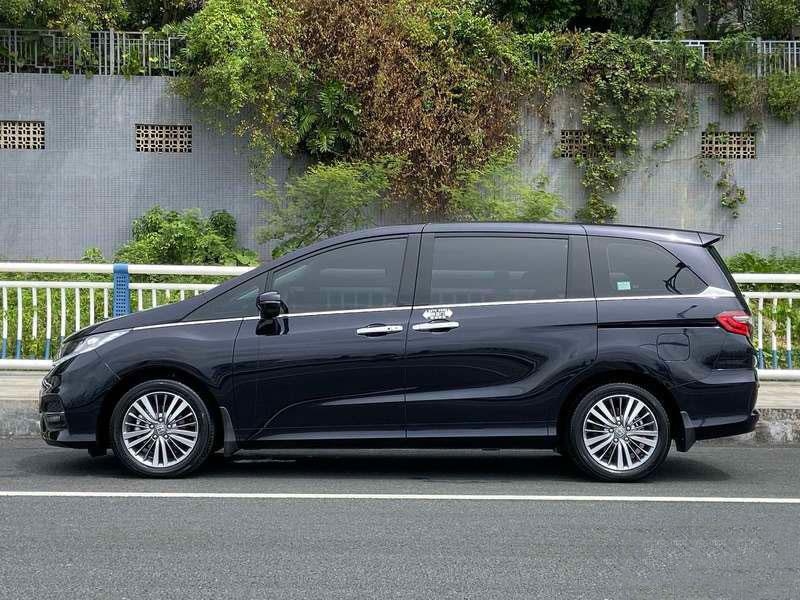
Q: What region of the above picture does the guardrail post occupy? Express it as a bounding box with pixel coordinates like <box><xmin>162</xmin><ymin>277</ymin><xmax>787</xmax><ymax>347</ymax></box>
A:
<box><xmin>113</xmin><ymin>263</ymin><xmax>130</xmax><ymax>317</ymax></box>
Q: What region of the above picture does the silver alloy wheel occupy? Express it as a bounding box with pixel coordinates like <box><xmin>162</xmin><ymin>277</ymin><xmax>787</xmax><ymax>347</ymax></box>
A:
<box><xmin>121</xmin><ymin>392</ymin><xmax>199</xmax><ymax>468</ymax></box>
<box><xmin>582</xmin><ymin>394</ymin><xmax>659</xmax><ymax>472</ymax></box>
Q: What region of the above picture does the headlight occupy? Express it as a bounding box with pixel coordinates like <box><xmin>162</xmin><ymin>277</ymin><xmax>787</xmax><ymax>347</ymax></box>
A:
<box><xmin>55</xmin><ymin>330</ymin><xmax>130</xmax><ymax>365</ymax></box>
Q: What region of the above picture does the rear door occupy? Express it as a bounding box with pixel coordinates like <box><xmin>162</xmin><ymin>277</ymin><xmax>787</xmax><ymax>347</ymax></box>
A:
<box><xmin>404</xmin><ymin>231</ymin><xmax>597</xmax><ymax>439</ymax></box>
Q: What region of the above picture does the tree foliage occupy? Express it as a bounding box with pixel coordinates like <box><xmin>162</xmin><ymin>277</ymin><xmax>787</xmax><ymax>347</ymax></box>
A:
<box><xmin>172</xmin><ymin>0</ymin><xmax>305</xmax><ymax>168</ymax></box>
<box><xmin>257</xmin><ymin>157</ymin><xmax>406</xmax><ymax>257</ymax></box>
<box><xmin>175</xmin><ymin>0</ymin><xmax>535</xmax><ymax>213</ymax></box>
<box><xmin>0</xmin><ymin>0</ymin><xmax>203</xmax><ymax>30</ymax></box>
<box><xmin>256</xmin><ymin>158</ymin><xmax>403</xmax><ymax>256</ymax></box>
<box><xmin>444</xmin><ymin>151</ymin><xmax>565</xmax><ymax>222</ymax></box>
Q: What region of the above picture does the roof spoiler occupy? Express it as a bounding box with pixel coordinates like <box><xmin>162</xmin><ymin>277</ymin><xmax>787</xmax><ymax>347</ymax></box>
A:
<box><xmin>698</xmin><ymin>232</ymin><xmax>724</xmax><ymax>246</ymax></box>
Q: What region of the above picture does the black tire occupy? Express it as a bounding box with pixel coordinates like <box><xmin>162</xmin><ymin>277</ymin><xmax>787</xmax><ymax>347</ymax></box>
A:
<box><xmin>110</xmin><ymin>379</ymin><xmax>215</xmax><ymax>478</ymax></box>
<box><xmin>565</xmin><ymin>383</ymin><xmax>670</xmax><ymax>482</ymax></box>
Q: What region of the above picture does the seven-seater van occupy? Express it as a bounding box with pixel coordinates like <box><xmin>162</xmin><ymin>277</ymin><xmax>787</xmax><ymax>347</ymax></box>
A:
<box><xmin>40</xmin><ymin>223</ymin><xmax>758</xmax><ymax>481</ymax></box>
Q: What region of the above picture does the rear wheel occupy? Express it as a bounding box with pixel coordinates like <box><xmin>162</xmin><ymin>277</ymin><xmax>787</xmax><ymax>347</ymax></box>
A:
<box><xmin>565</xmin><ymin>383</ymin><xmax>670</xmax><ymax>482</ymax></box>
<box><xmin>110</xmin><ymin>379</ymin><xmax>215</xmax><ymax>478</ymax></box>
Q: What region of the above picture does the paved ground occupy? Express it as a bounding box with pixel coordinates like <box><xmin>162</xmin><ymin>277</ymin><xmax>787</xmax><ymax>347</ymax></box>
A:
<box><xmin>0</xmin><ymin>439</ymin><xmax>798</xmax><ymax>599</ymax></box>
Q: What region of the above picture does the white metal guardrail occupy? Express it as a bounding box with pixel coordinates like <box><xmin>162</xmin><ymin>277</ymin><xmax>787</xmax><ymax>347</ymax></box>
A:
<box><xmin>3</xmin><ymin>31</ymin><xmax>800</xmax><ymax>78</ymax></box>
<box><xmin>0</xmin><ymin>29</ymin><xmax>185</xmax><ymax>76</ymax></box>
<box><xmin>0</xmin><ymin>262</ymin><xmax>246</xmax><ymax>360</ymax></box>
<box><xmin>0</xmin><ymin>264</ymin><xmax>798</xmax><ymax>379</ymax></box>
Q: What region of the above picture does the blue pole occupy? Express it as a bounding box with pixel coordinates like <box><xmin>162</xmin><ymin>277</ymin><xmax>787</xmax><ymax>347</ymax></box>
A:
<box><xmin>113</xmin><ymin>263</ymin><xmax>130</xmax><ymax>317</ymax></box>
<box><xmin>757</xmin><ymin>350</ymin><xmax>765</xmax><ymax>369</ymax></box>
<box><xmin>44</xmin><ymin>338</ymin><xmax>51</xmax><ymax>360</ymax></box>
<box><xmin>14</xmin><ymin>339</ymin><xmax>21</xmax><ymax>359</ymax></box>
<box><xmin>788</xmin><ymin>350</ymin><xmax>794</xmax><ymax>370</ymax></box>
<box><xmin>772</xmin><ymin>350</ymin><xmax>779</xmax><ymax>369</ymax></box>
<box><xmin>1</xmin><ymin>338</ymin><xmax>5</xmax><ymax>359</ymax></box>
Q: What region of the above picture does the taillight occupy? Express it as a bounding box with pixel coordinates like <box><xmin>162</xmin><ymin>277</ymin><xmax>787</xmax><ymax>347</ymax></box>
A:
<box><xmin>715</xmin><ymin>310</ymin><xmax>752</xmax><ymax>337</ymax></box>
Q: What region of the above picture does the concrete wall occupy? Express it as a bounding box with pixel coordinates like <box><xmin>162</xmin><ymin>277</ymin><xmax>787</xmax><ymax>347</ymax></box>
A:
<box><xmin>517</xmin><ymin>85</ymin><xmax>800</xmax><ymax>257</ymax></box>
<box><xmin>0</xmin><ymin>74</ymin><xmax>301</xmax><ymax>260</ymax></box>
<box><xmin>1</xmin><ymin>75</ymin><xmax>799</xmax><ymax>259</ymax></box>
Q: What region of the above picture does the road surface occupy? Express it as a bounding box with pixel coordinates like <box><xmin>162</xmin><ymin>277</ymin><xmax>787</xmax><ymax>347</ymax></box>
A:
<box><xmin>0</xmin><ymin>440</ymin><xmax>798</xmax><ymax>599</ymax></box>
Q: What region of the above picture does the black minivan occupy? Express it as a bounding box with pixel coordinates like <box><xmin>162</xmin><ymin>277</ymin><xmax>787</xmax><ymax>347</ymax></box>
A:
<box><xmin>40</xmin><ymin>223</ymin><xmax>758</xmax><ymax>481</ymax></box>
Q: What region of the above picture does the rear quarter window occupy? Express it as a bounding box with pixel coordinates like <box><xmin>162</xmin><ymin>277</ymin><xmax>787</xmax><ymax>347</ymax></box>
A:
<box><xmin>589</xmin><ymin>237</ymin><xmax>706</xmax><ymax>297</ymax></box>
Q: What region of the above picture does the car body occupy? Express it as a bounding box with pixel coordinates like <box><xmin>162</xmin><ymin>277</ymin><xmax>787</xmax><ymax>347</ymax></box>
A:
<box><xmin>40</xmin><ymin>222</ymin><xmax>758</xmax><ymax>480</ymax></box>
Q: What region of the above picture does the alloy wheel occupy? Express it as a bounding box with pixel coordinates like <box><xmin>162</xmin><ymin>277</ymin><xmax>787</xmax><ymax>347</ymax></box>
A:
<box><xmin>581</xmin><ymin>394</ymin><xmax>659</xmax><ymax>472</ymax></box>
<box><xmin>121</xmin><ymin>392</ymin><xmax>199</xmax><ymax>468</ymax></box>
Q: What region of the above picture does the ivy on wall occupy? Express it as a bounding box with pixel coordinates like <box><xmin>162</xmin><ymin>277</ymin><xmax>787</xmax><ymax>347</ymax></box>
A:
<box><xmin>172</xmin><ymin>0</ymin><xmax>800</xmax><ymax>232</ymax></box>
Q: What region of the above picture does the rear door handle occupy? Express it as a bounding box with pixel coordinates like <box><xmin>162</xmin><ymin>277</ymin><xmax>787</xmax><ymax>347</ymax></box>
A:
<box><xmin>412</xmin><ymin>321</ymin><xmax>460</xmax><ymax>332</ymax></box>
<box><xmin>356</xmin><ymin>325</ymin><xmax>404</xmax><ymax>336</ymax></box>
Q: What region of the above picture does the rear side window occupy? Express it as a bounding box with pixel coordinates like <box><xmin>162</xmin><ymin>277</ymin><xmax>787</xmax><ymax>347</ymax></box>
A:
<box><xmin>271</xmin><ymin>238</ymin><xmax>407</xmax><ymax>313</ymax></box>
<box><xmin>590</xmin><ymin>237</ymin><xmax>706</xmax><ymax>297</ymax></box>
<box><xmin>420</xmin><ymin>236</ymin><xmax>569</xmax><ymax>304</ymax></box>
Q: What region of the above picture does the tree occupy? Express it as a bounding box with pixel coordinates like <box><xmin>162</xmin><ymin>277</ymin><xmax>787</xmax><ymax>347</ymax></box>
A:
<box><xmin>485</xmin><ymin>0</ymin><xmax>679</xmax><ymax>36</ymax></box>
<box><xmin>484</xmin><ymin>0</ymin><xmax>581</xmax><ymax>32</ymax></box>
<box><xmin>0</xmin><ymin>0</ymin><xmax>204</xmax><ymax>30</ymax></box>
<box><xmin>444</xmin><ymin>152</ymin><xmax>565</xmax><ymax>222</ymax></box>
<box><xmin>257</xmin><ymin>157</ymin><xmax>406</xmax><ymax>257</ymax></box>
<box><xmin>749</xmin><ymin>0</ymin><xmax>800</xmax><ymax>37</ymax></box>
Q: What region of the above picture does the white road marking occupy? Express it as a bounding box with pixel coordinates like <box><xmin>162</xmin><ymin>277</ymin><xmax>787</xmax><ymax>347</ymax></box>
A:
<box><xmin>0</xmin><ymin>491</ymin><xmax>799</xmax><ymax>504</ymax></box>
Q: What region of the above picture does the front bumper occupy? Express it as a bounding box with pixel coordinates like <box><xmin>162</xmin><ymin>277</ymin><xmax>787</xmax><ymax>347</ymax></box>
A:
<box><xmin>38</xmin><ymin>351</ymin><xmax>119</xmax><ymax>449</ymax></box>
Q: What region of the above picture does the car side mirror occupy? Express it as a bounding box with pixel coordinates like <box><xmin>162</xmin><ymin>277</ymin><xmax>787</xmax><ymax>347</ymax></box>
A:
<box><xmin>257</xmin><ymin>291</ymin><xmax>282</xmax><ymax>319</ymax></box>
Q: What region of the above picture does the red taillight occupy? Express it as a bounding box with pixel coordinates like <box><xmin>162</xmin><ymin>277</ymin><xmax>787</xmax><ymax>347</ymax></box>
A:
<box><xmin>715</xmin><ymin>310</ymin><xmax>752</xmax><ymax>337</ymax></box>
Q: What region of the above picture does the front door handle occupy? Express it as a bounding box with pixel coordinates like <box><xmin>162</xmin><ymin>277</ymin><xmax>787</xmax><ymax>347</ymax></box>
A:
<box><xmin>412</xmin><ymin>321</ymin><xmax>460</xmax><ymax>332</ymax></box>
<box><xmin>356</xmin><ymin>324</ymin><xmax>404</xmax><ymax>336</ymax></box>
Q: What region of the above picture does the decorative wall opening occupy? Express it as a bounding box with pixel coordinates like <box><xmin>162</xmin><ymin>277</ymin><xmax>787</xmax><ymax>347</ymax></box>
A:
<box><xmin>701</xmin><ymin>131</ymin><xmax>756</xmax><ymax>159</ymax></box>
<box><xmin>0</xmin><ymin>121</ymin><xmax>45</xmax><ymax>150</ymax></box>
<box><xmin>135</xmin><ymin>124</ymin><xmax>192</xmax><ymax>153</ymax></box>
<box><xmin>558</xmin><ymin>129</ymin><xmax>612</xmax><ymax>158</ymax></box>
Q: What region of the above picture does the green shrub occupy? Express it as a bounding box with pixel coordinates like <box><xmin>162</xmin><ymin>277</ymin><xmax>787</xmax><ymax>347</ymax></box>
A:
<box><xmin>115</xmin><ymin>207</ymin><xmax>259</xmax><ymax>266</ymax></box>
<box><xmin>767</xmin><ymin>72</ymin><xmax>800</xmax><ymax>123</ymax></box>
<box><xmin>444</xmin><ymin>152</ymin><xmax>564</xmax><ymax>222</ymax></box>
<box><xmin>257</xmin><ymin>157</ymin><xmax>405</xmax><ymax>257</ymax></box>
<box><xmin>726</xmin><ymin>251</ymin><xmax>800</xmax><ymax>294</ymax></box>
<box><xmin>726</xmin><ymin>251</ymin><xmax>800</xmax><ymax>274</ymax></box>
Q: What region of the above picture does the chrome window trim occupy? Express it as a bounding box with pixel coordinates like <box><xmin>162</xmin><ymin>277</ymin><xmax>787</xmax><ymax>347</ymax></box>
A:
<box><xmin>244</xmin><ymin>305</ymin><xmax>413</xmax><ymax>319</ymax></box>
<box><xmin>130</xmin><ymin>286</ymin><xmax>734</xmax><ymax>330</ymax></box>
<box><xmin>134</xmin><ymin>317</ymin><xmax>245</xmax><ymax>330</ymax></box>
<box><xmin>596</xmin><ymin>287</ymin><xmax>735</xmax><ymax>302</ymax></box>
<box><xmin>413</xmin><ymin>297</ymin><xmax>593</xmax><ymax>311</ymax></box>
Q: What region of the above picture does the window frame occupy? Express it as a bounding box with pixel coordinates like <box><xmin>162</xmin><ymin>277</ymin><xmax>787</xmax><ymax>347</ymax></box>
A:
<box><xmin>413</xmin><ymin>232</ymin><xmax>572</xmax><ymax>307</ymax></box>
<box><xmin>588</xmin><ymin>235</ymin><xmax>708</xmax><ymax>299</ymax></box>
<box><xmin>264</xmin><ymin>234</ymin><xmax>418</xmax><ymax>315</ymax></box>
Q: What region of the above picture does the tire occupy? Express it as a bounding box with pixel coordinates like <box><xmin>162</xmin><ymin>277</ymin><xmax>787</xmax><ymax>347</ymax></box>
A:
<box><xmin>110</xmin><ymin>379</ymin><xmax>215</xmax><ymax>478</ymax></box>
<box><xmin>565</xmin><ymin>383</ymin><xmax>670</xmax><ymax>482</ymax></box>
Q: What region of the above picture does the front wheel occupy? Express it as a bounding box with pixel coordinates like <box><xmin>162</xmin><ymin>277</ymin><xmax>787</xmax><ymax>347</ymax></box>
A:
<box><xmin>110</xmin><ymin>379</ymin><xmax>215</xmax><ymax>478</ymax></box>
<box><xmin>566</xmin><ymin>383</ymin><xmax>670</xmax><ymax>482</ymax></box>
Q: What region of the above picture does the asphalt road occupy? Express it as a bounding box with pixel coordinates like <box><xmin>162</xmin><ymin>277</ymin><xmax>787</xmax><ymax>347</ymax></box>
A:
<box><xmin>1</xmin><ymin>440</ymin><xmax>799</xmax><ymax>599</ymax></box>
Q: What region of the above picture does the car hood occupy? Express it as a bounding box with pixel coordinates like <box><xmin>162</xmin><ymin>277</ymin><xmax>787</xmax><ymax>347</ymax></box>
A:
<box><xmin>62</xmin><ymin>293</ymin><xmax>209</xmax><ymax>342</ymax></box>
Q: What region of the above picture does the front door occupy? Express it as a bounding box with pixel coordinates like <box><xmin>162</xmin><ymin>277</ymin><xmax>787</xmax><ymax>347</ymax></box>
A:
<box><xmin>233</xmin><ymin>235</ymin><xmax>418</xmax><ymax>442</ymax></box>
<box><xmin>404</xmin><ymin>233</ymin><xmax>597</xmax><ymax>439</ymax></box>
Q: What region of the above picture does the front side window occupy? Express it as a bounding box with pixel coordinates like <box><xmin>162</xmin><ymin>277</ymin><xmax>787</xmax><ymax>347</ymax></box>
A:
<box><xmin>187</xmin><ymin>276</ymin><xmax>264</xmax><ymax>321</ymax></box>
<box><xmin>590</xmin><ymin>237</ymin><xmax>706</xmax><ymax>297</ymax></box>
<box><xmin>271</xmin><ymin>238</ymin><xmax>407</xmax><ymax>313</ymax></box>
<box><xmin>420</xmin><ymin>236</ymin><xmax>569</xmax><ymax>305</ymax></box>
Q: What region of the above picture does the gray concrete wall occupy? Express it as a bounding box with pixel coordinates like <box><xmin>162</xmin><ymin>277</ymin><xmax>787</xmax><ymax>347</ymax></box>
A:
<box><xmin>517</xmin><ymin>85</ymin><xmax>800</xmax><ymax>257</ymax></box>
<box><xmin>1</xmin><ymin>76</ymin><xmax>799</xmax><ymax>260</ymax></box>
<box><xmin>0</xmin><ymin>74</ymin><xmax>301</xmax><ymax>260</ymax></box>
